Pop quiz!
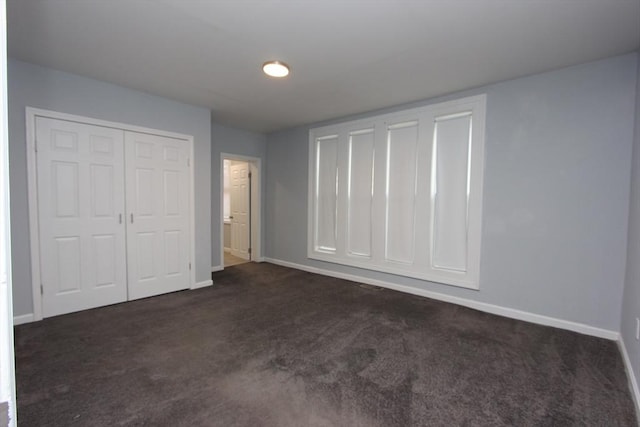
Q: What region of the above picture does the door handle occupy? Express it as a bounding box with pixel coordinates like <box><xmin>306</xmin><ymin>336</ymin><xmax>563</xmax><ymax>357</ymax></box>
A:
<box><xmin>229</xmin><ymin>215</ymin><xmax>234</xmax><ymax>219</ymax></box>
<box><xmin>131</xmin><ymin>213</ymin><xmax>134</xmax><ymax>223</ymax></box>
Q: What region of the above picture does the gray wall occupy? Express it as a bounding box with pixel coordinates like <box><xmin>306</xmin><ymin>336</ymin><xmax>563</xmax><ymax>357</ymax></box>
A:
<box><xmin>211</xmin><ymin>122</ymin><xmax>266</xmax><ymax>267</ymax></box>
<box><xmin>266</xmin><ymin>53</ymin><xmax>637</xmax><ymax>332</ymax></box>
<box><xmin>621</xmin><ymin>52</ymin><xmax>640</xmax><ymax>387</ymax></box>
<box><xmin>8</xmin><ymin>59</ymin><xmax>212</xmax><ymax>316</ymax></box>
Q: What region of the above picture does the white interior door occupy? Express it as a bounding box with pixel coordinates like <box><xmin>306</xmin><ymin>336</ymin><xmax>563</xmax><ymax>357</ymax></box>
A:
<box><xmin>125</xmin><ymin>131</ymin><xmax>190</xmax><ymax>300</ymax></box>
<box><xmin>36</xmin><ymin>117</ymin><xmax>127</xmax><ymax>317</ymax></box>
<box><xmin>230</xmin><ymin>162</ymin><xmax>249</xmax><ymax>260</ymax></box>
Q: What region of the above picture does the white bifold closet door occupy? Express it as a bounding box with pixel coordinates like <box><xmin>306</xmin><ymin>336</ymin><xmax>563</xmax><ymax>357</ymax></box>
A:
<box><xmin>36</xmin><ymin>117</ymin><xmax>127</xmax><ymax>317</ymax></box>
<box><xmin>36</xmin><ymin>117</ymin><xmax>191</xmax><ymax>317</ymax></box>
<box><xmin>125</xmin><ymin>131</ymin><xmax>190</xmax><ymax>300</ymax></box>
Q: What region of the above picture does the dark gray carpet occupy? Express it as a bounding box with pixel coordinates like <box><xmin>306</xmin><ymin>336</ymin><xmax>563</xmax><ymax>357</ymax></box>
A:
<box><xmin>14</xmin><ymin>262</ymin><xmax>637</xmax><ymax>426</ymax></box>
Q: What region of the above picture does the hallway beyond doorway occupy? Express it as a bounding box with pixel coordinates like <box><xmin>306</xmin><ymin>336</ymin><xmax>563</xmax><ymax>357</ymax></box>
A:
<box><xmin>224</xmin><ymin>252</ymin><xmax>249</xmax><ymax>267</ymax></box>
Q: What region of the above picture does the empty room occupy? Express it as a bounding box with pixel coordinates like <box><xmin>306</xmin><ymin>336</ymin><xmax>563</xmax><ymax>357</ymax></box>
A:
<box><xmin>1</xmin><ymin>0</ymin><xmax>640</xmax><ymax>425</ymax></box>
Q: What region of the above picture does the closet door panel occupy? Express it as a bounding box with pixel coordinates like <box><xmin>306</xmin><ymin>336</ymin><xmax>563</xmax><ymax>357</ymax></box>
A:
<box><xmin>125</xmin><ymin>131</ymin><xmax>190</xmax><ymax>300</ymax></box>
<box><xmin>36</xmin><ymin>117</ymin><xmax>127</xmax><ymax>317</ymax></box>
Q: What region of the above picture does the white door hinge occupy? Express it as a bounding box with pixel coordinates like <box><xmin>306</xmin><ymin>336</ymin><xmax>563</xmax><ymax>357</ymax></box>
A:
<box><xmin>40</xmin><ymin>284</ymin><xmax>43</xmax><ymax>295</ymax></box>
<box><xmin>189</xmin><ymin>262</ymin><xmax>192</xmax><ymax>271</ymax></box>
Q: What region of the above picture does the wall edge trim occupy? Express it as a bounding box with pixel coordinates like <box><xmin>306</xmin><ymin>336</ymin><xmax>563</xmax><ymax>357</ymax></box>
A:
<box><xmin>192</xmin><ymin>279</ymin><xmax>213</xmax><ymax>290</ymax></box>
<box><xmin>618</xmin><ymin>337</ymin><xmax>640</xmax><ymax>420</ymax></box>
<box><xmin>13</xmin><ymin>313</ymin><xmax>34</xmax><ymax>326</ymax></box>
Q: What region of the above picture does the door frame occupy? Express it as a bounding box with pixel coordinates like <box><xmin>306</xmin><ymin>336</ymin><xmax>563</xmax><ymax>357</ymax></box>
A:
<box><xmin>26</xmin><ymin>107</ymin><xmax>196</xmax><ymax>321</ymax></box>
<box><xmin>0</xmin><ymin>0</ymin><xmax>17</xmax><ymax>420</ymax></box>
<box><xmin>219</xmin><ymin>153</ymin><xmax>262</xmax><ymax>269</ymax></box>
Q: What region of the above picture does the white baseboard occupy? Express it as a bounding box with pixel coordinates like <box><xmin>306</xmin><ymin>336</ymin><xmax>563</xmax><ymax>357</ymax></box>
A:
<box><xmin>192</xmin><ymin>279</ymin><xmax>213</xmax><ymax>290</ymax></box>
<box><xmin>264</xmin><ymin>257</ymin><xmax>619</xmax><ymax>341</ymax></box>
<box><xmin>224</xmin><ymin>247</ymin><xmax>231</xmax><ymax>253</ymax></box>
<box><xmin>13</xmin><ymin>313</ymin><xmax>34</xmax><ymax>325</ymax></box>
<box><xmin>618</xmin><ymin>338</ymin><xmax>640</xmax><ymax>419</ymax></box>
<box><xmin>211</xmin><ymin>265</ymin><xmax>224</xmax><ymax>273</ymax></box>
<box><xmin>15</xmin><ymin>279</ymin><xmax>216</xmax><ymax>324</ymax></box>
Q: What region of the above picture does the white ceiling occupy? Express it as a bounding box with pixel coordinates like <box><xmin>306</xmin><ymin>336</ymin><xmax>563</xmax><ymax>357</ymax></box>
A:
<box><xmin>7</xmin><ymin>0</ymin><xmax>640</xmax><ymax>133</ymax></box>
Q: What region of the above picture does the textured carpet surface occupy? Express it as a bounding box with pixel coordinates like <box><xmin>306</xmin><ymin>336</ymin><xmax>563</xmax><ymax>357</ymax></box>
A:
<box><xmin>15</xmin><ymin>263</ymin><xmax>637</xmax><ymax>426</ymax></box>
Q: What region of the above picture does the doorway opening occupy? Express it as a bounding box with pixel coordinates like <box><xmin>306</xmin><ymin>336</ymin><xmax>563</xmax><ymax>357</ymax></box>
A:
<box><xmin>220</xmin><ymin>154</ymin><xmax>261</xmax><ymax>269</ymax></box>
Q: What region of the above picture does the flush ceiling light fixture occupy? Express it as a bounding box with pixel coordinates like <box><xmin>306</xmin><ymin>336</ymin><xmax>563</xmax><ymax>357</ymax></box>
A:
<box><xmin>263</xmin><ymin>60</ymin><xmax>290</xmax><ymax>78</ymax></box>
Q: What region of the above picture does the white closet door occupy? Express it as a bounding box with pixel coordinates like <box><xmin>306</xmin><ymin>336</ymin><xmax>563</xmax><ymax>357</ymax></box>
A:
<box><xmin>125</xmin><ymin>131</ymin><xmax>190</xmax><ymax>300</ymax></box>
<box><xmin>36</xmin><ymin>117</ymin><xmax>127</xmax><ymax>317</ymax></box>
<box><xmin>230</xmin><ymin>162</ymin><xmax>250</xmax><ymax>260</ymax></box>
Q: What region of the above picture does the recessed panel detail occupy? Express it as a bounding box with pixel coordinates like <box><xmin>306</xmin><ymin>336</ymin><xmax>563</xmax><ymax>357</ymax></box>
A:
<box><xmin>91</xmin><ymin>135</ymin><xmax>114</xmax><ymax>155</ymax></box>
<box><xmin>135</xmin><ymin>141</ymin><xmax>154</xmax><ymax>159</ymax></box>
<box><xmin>385</xmin><ymin>122</ymin><xmax>418</xmax><ymax>264</ymax></box>
<box><xmin>55</xmin><ymin>236</ymin><xmax>81</xmax><ymax>293</ymax></box>
<box><xmin>52</xmin><ymin>161</ymin><xmax>79</xmax><ymax>218</ymax></box>
<box><xmin>51</xmin><ymin>130</ymin><xmax>78</xmax><ymax>152</ymax></box>
<box><xmin>91</xmin><ymin>164</ymin><xmax>114</xmax><ymax>217</ymax></box>
<box><xmin>314</xmin><ymin>136</ymin><xmax>338</xmax><ymax>253</ymax></box>
<box><xmin>93</xmin><ymin>234</ymin><xmax>116</xmax><ymax>287</ymax></box>
<box><xmin>347</xmin><ymin>129</ymin><xmax>374</xmax><ymax>257</ymax></box>
<box><xmin>164</xmin><ymin>170</ymin><xmax>180</xmax><ymax>216</ymax></box>
<box><xmin>136</xmin><ymin>168</ymin><xmax>154</xmax><ymax>216</ymax></box>
<box><xmin>164</xmin><ymin>230</ymin><xmax>181</xmax><ymax>276</ymax></box>
<box><xmin>137</xmin><ymin>232</ymin><xmax>156</xmax><ymax>280</ymax></box>
<box><xmin>164</xmin><ymin>147</ymin><xmax>179</xmax><ymax>162</ymax></box>
<box><xmin>432</xmin><ymin>114</ymin><xmax>471</xmax><ymax>272</ymax></box>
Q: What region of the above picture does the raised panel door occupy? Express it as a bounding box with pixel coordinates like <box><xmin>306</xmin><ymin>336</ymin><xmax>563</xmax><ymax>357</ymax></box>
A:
<box><xmin>230</xmin><ymin>162</ymin><xmax>250</xmax><ymax>260</ymax></box>
<box><xmin>36</xmin><ymin>117</ymin><xmax>127</xmax><ymax>317</ymax></box>
<box><xmin>125</xmin><ymin>131</ymin><xmax>190</xmax><ymax>300</ymax></box>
